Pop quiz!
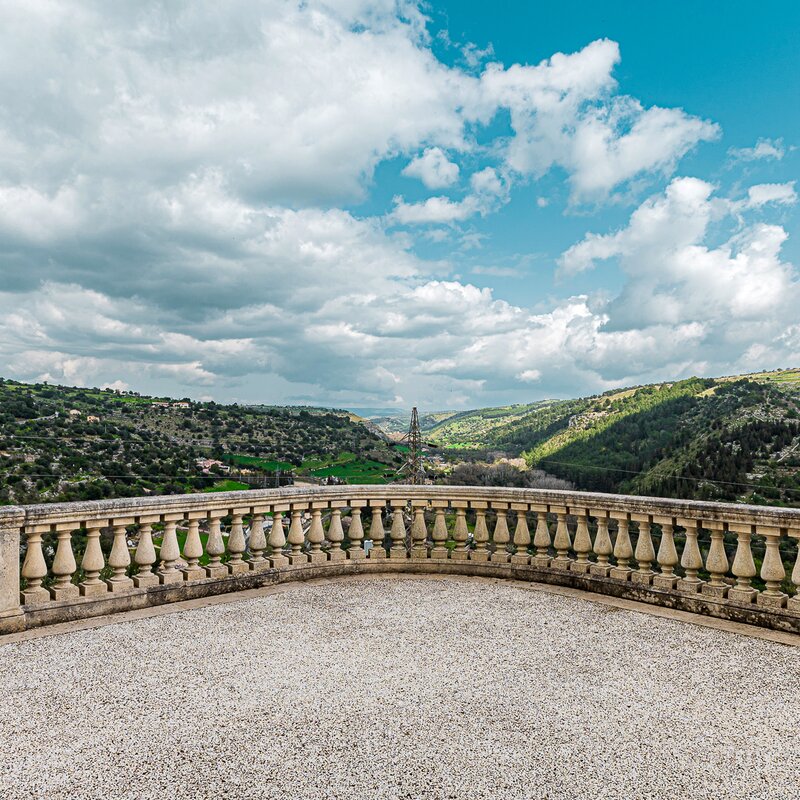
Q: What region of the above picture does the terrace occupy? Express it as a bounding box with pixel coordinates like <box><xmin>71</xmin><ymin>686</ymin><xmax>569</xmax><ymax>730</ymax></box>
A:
<box><xmin>1</xmin><ymin>485</ymin><xmax>799</xmax><ymax>798</ymax></box>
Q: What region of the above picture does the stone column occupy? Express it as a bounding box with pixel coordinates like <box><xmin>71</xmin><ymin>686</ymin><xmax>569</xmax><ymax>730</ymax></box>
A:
<box><xmin>589</xmin><ymin>510</ymin><xmax>613</xmax><ymax>578</ymax></box>
<box><xmin>181</xmin><ymin>515</ymin><xmax>206</xmax><ymax>581</ymax></box>
<box><xmin>133</xmin><ymin>518</ymin><xmax>159</xmax><ymax>588</ymax></box>
<box><xmin>787</xmin><ymin>528</ymin><xmax>800</xmax><ymax>615</ymax></box>
<box><xmin>346</xmin><ymin>503</ymin><xmax>366</xmax><ymax>561</ymax></box>
<box><xmin>550</xmin><ymin>507</ymin><xmax>572</xmax><ymax>571</ymax></box>
<box><xmin>367</xmin><ymin>502</ymin><xmax>386</xmax><ymax>559</ymax></box>
<box><xmin>430</xmin><ymin>502</ymin><xmax>449</xmax><ymax>559</ymax></box>
<box><xmin>651</xmin><ymin>517</ymin><xmax>678</xmax><ymax>591</ymax></box>
<box><xmin>471</xmin><ymin>503</ymin><xmax>490</xmax><ymax>562</ymax></box>
<box><xmin>677</xmin><ymin>518</ymin><xmax>704</xmax><ymax>593</ymax></box>
<box><xmin>610</xmin><ymin>515</ymin><xmax>633</xmax><ymax>582</ymax></box>
<box><xmin>287</xmin><ymin>506</ymin><xmax>308</xmax><ymax>566</ymax></box>
<box><xmin>49</xmin><ymin>526</ymin><xmax>79</xmax><ymax>601</ymax></box>
<box><xmin>450</xmin><ymin>504</ymin><xmax>470</xmax><ymax>561</ymax></box>
<box><xmin>700</xmin><ymin>522</ymin><xmax>729</xmax><ymax>599</ymax></box>
<box><xmin>489</xmin><ymin>503</ymin><xmax>510</xmax><ymax>564</ymax></box>
<box><xmin>269</xmin><ymin>507</ymin><xmax>290</xmax><ymax>568</ymax></box>
<box><xmin>511</xmin><ymin>503</ymin><xmax>532</xmax><ymax>567</ymax></box>
<box><xmin>307</xmin><ymin>506</ymin><xmax>327</xmax><ymax>565</ymax></box>
<box><xmin>106</xmin><ymin>518</ymin><xmax>134</xmax><ymax>592</ymax></box>
<box><xmin>82</xmin><ymin>521</ymin><xmax>111</xmax><ymax>595</ymax></box>
<box><xmin>226</xmin><ymin>511</ymin><xmax>250</xmax><ymax>574</ymax></box>
<box><xmin>205</xmin><ymin>512</ymin><xmax>229</xmax><ymax>577</ymax></box>
<box><xmin>410</xmin><ymin>502</ymin><xmax>429</xmax><ymax>560</ymax></box>
<box><xmin>756</xmin><ymin>525</ymin><xmax>787</xmax><ymax>609</ymax></box>
<box><xmin>631</xmin><ymin>515</ymin><xmax>655</xmax><ymax>586</ymax></box>
<box><xmin>20</xmin><ymin>525</ymin><xmax>50</xmax><ymax>605</ymax></box>
<box><xmin>0</xmin><ymin>507</ymin><xmax>25</xmax><ymax>631</ymax></box>
<box><xmin>328</xmin><ymin>504</ymin><xmax>347</xmax><ymax>563</ymax></box>
<box><xmin>158</xmin><ymin>517</ymin><xmax>184</xmax><ymax>584</ymax></box>
<box><xmin>569</xmin><ymin>509</ymin><xmax>592</xmax><ymax>575</ymax></box>
<box><xmin>248</xmin><ymin>511</ymin><xmax>270</xmax><ymax>571</ymax></box>
<box><xmin>728</xmin><ymin>523</ymin><xmax>757</xmax><ymax>605</ymax></box>
<box><xmin>388</xmin><ymin>502</ymin><xmax>407</xmax><ymax>559</ymax></box>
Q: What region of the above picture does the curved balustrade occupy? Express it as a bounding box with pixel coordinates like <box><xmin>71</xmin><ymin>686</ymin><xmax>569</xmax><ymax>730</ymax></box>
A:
<box><xmin>1</xmin><ymin>485</ymin><xmax>799</xmax><ymax>635</ymax></box>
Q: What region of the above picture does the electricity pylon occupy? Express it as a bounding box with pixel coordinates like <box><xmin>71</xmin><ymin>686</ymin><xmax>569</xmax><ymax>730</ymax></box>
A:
<box><xmin>397</xmin><ymin>406</ymin><xmax>426</xmax><ymax>484</ymax></box>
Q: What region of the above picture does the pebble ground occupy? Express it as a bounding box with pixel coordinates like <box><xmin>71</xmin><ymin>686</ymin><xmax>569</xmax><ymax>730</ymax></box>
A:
<box><xmin>1</xmin><ymin>576</ymin><xmax>798</xmax><ymax>799</ymax></box>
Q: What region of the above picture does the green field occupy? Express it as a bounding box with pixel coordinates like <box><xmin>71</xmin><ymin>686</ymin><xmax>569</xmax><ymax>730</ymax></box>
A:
<box><xmin>203</xmin><ymin>479</ymin><xmax>250</xmax><ymax>492</ymax></box>
<box><xmin>225</xmin><ymin>454</ymin><xmax>295</xmax><ymax>471</ymax></box>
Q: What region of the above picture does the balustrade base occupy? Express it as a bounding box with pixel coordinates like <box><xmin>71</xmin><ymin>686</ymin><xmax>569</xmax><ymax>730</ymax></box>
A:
<box><xmin>247</xmin><ymin>559</ymin><xmax>271</xmax><ymax>573</ymax></box>
<box><xmin>158</xmin><ymin>570</ymin><xmax>184</xmax><ymax>585</ymax></box>
<box><xmin>677</xmin><ymin>578</ymin><xmax>703</xmax><ymax>594</ymax></box>
<box><xmin>345</xmin><ymin>548</ymin><xmax>365</xmax><ymax>560</ymax></box>
<box><xmin>49</xmin><ymin>585</ymin><xmax>79</xmax><ymax>601</ymax></box>
<box><xmin>410</xmin><ymin>549</ymin><xmax>429</xmax><ymax>560</ymax></box>
<box><xmin>388</xmin><ymin>549</ymin><xmax>406</xmax><ymax>559</ymax></box>
<box><xmin>269</xmin><ymin>554</ymin><xmax>290</xmax><ymax>568</ymax></box>
<box><xmin>788</xmin><ymin>597</ymin><xmax>800</xmax><ymax>615</ymax></box>
<box><xmin>227</xmin><ymin>561</ymin><xmax>250</xmax><ymax>575</ymax></box>
<box><xmin>328</xmin><ymin>550</ymin><xmax>347</xmax><ymax>563</ymax></box>
<box><xmin>631</xmin><ymin>571</ymin><xmax>654</xmax><ymax>586</ymax></box>
<box><xmin>701</xmin><ymin>583</ymin><xmax>729</xmax><ymax>600</ymax></box>
<box><xmin>81</xmin><ymin>581</ymin><xmax>110</xmax><ymax>596</ymax></box>
<box><xmin>651</xmin><ymin>574</ymin><xmax>678</xmax><ymax>591</ymax></box>
<box><xmin>105</xmin><ymin>577</ymin><xmax>134</xmax><ymax>593</ymax></box>
<box><xmin>727</xmin><ymin>586</ymin><xmax>757</xmax><ymax>605</ymax></box>
<box><xmin>205</xmin><ymin>564</ymin><xmax>229</xmax><ymax>578</ymax></box>
<box><xmin>180</xmin><ymin>566</ymin><xmax>206</xmax><ymax>582</ymax></box>
<box><xmin>287</xmin><ymin>554</ymin><xmax>308</xmax><ymax>566</ymax></box>
<box><xmin>589</xmin><ymin>563</ymin><xmax>612</xmax><ymax>578</ymax></box>
<box><xmin>490</xmin><ymin>551</ymin><xmax>510</xmax><ymax>564</ymax></box>
<box><xmin>757</xmin><ymin>593</ymin><xmax>787</xmax><ymax>609</ymax></box>
<box><xmin>609</xmin><ymin>567</ymin><xmax>632</xmax><ymax>582</ymax></box>
<box><xmin>569</xmin><ymin>561</ymin><xmax>591</xmax><ymax>575</ymax></box>
<box><xmin>367</xmin><ymin>549</ymin><xmax>386</xmax><ymax>560</ymax></box>
<box><xmin>511</xmin><ymin>553</ymin><xmax>531</xmax><ymax>566</ymax></box>
<box><xmin>450</xmin><ymin>550</ymin><xmax>469</xmax><ymax>561</ymax></box>
<box><xmin>470</xmin><ymin>551</ymin><xmax>490</xmax><ymax>563</ymax></box>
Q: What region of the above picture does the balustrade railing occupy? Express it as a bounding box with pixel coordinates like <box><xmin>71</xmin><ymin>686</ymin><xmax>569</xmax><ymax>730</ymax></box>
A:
<box><xmin>1</xmin><ymin>485</ymin><xmax>798</xmax><ymax>635</ymax></box>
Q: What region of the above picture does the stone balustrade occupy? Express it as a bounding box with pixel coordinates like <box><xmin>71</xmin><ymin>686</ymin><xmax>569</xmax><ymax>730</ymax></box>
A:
<box><xmin>1</xmin><ymin>485</ymin><xmax>799</xmax><ymax>635</ymax></box>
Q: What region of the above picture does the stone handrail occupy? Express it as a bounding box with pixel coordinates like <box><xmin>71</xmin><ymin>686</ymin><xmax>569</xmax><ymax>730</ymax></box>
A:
<box><xmin>1</xmin><ymin>485</ymin><xmax>799</xmax><ymax>635</ymax></box>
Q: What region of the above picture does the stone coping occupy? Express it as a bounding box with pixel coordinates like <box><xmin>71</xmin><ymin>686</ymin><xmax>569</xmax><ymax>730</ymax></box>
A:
<box><xmin>7</xmin><ymin>484</ymin><xmax>800</xmax><ymax>529</ymax></box>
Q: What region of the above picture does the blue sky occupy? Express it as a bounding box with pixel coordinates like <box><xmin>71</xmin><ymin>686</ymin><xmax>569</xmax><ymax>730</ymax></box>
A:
<box><xmin>0</xmin><ymin>1</ymin><xmax>797</xmax><ymax>410</ymax></box>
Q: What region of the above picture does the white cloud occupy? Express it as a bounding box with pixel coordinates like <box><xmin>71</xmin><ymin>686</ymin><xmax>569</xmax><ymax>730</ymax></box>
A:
<box><xmin>402</xmin><ymin>147</ymin><xmax>460</xmax><ymax>189</ymax></box>
<box><xmin>729</xmin><ymin>137</ymin><xmax>786</xmax><ymax>162</ymax></box>
<box><xmin>746</xmin><ymin>182</ymin><xmax>797</xmax><ymax>208</ymax></box>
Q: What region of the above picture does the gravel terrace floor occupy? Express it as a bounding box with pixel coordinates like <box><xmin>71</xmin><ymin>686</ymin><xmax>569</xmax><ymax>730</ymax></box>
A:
<box><xmin>1</xmin><ymin>575</ymin><xmax>798</xmax><ymax>800</ymax></box>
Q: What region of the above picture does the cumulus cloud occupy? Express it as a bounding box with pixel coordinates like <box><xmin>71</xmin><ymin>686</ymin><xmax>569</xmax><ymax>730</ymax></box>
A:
<box><xmin>0</xmin><ymin>1</ymin><xmax>794</xmax><ymax>407</ymax></box>
<box><xmin>402</xmin><ymin>147</ymin><xmax>460</xmax><ymax>189</ymax></box>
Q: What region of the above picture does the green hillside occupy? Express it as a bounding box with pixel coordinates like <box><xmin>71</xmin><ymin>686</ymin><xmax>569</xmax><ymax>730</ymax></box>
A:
<box><xmin>425</xmin><ymin>370</ymin><xmax>800</xmax><ymax>505</ymax></box>
<box><xmin>0</xmin><ymin>379</ymin><xmax>402</xmax><ymax>504</ymax></box>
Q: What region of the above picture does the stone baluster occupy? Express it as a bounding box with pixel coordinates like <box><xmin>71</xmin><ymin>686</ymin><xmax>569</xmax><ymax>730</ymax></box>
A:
<box><xmin>530</xmin><ymin>506</ymin><xmax>549</xmax><ymax>569</ymax></box>
<box><xmin>248</xmin><ymin>511</ymin><xmax>269</xmax><ymax>571</ymax></box>
<box><xmin>226</xmin><ymin>511</ymin><xmax>249</xmax><ymax>574</ymax></box>
<box><xmin>269</xmin><ymin>508</ymin><xmax>289</xmax><ymax>568</ymax></box>
<box><xmin>346</xmin><ymin>503</ymin><xmax>366</xmax><ymax>560</ymax></box>
<box><xmin>701</xmin><ymin>522</ymin><xmax>729</xmax><ymax>599</ymax></box>
<box><xmin>368</xmin><ymin>502</ymin><xmax>386</xmax><ymax>559</ymax></box>
<box><xmin>106</xmin><ymin>519</ymin><xmax>134</xmax><ymax>592</ymax></box>
<box><xmin>50</xmin><ymin>526</ymin><xmax>79</xmax><ymax>601</ymax></box>
<box><xmin>306</xmin><ymin>507</ymin><xmax>326</xmax><ymax>564</ymax></box>
<box><xmin>632</xmin><ymin>516</ymin><xmax>655</xmax><ymax>585</ymax></box>
<box><xmin>652</xmin><ymin>517</ymin><xmax>678</xmax><ymax>590</ymax></box>
<box><xmin>787</xmin><ymin>528</ymin><xmax>800</xmax><ymax>614</ymax></box>
<box><xmin>20</xmin><ymin>527</ymin><xmax>50</xmax><ymax>605</ymax></box>
<box><xmin>511</xmin><ymin>504</ymin><xmax>531</xmax><ymax>566</ymax></box>
<box><xmin>471</xmin><ymin>503</ymin><xmax>490</xmax><ymax>562</ymax></box>
<box><xmin>389</xmin><ymin>502</ymin><xmax>407</xmax><ymax>559</ymax></box>
<box><xmin>159</xmin><ymin>517</ymin><xmax>183</xmax><ymax>584</ymax></box>
<box><xmin>450</xmin><ymin>504</ymin><xmax>470</xmax><ymax>561</ymax></box>
<box><xmin>328</xmin><ymin>504</ymin><xmax>346</xmax><ymax>562</ymax></box>
<box><xmin>430</xmin><ymin>503</ymin><xmax>449</xmax><ymax>559</ymax></box>
<box><xmin>677</xmin><ymin>519</ymin><xmax>704</xmax><ymax>593</ymax></box>
<box><xmin>182</xmin><ymin>514</ymin><xmax>206</xmax><ymax>581</ymax></box>
<box><xmin>551</xmin><ymin>507</ymin><xmax>572</xmax><ymax>571</ymax></box>
<box><xmin>80</xmin><ymin>522</ymin><xmax>109</xmax><ymax>596</ymax></box>
<box><xmin>756</xmin><ymin>526</ymin><xmax>787</xmax><ymax>609</ymax></box>
<box><xmin>410</xmin><ymin>502</ymin><xmax>428</xmax><ymax>560</ymax></box>
<box><xmin>205</xmin><ymin>512</ymin><xmax>229</xmax><ymax>577</ymax></box>
<box><xmin>287</xmin><ymin>507</ymin><xmax>307</xmax><ymax>565</ymax></box>
<box><xmin>133</xmin><ymin>519</ymin><xmax>159</xmax><ymax>588</ymax></box>
<box><xmin>589</xmin><ymin>510</ymin><xmax>613</xmax><ymax>578</ymax></box>
<box><xmin>570</xmin><ymin>509</ymin><xmax>592</xmax><ymax>574</ymax></box>
<box><xmin>489</xmin><ymin>503</ymin><xmax>510</xmax><ymax>564</ymax></box>
<box><xmin>610</xmin><ymin>515</ymin><xmax>633</xmax><ymax>581</ymax></box>
<box><xmin>728</xmin><ymin>523</ymin><xmax>757</xmax><ymax>604</ymax></box>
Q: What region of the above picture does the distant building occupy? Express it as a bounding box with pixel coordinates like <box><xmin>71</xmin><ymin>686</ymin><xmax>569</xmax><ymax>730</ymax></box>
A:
<box><xmin>172</xmin><ymin>401</ymin><xmax>191</xmax><ymax>409</ymax></box>
<box><xmin>68</xmin><ymin>409</ymin><xmax>81</xmax><ymax>417</ymax></box>
<box><xmin>86</xmin><ymin>415</ymin><xmax>100</xmax><ymax>423</ymax></box>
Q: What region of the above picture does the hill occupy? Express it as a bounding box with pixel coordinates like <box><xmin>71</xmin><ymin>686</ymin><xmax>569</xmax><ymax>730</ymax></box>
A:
<box><xmin>422</xmin><ymin>369</ymin><xmax>800</xmax><ymax>505</ymax></box>
<box><xmin>0</xmin><ymin>379</ymin><xmax>403</xmax><ymax>504</ymax></box>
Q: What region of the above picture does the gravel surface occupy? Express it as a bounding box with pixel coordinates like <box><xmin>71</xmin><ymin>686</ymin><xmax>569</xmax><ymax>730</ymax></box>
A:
<box><xmin>1</xmin><ymin>576</ymin><xmax>798</xmax><ymax>800</ymax></box>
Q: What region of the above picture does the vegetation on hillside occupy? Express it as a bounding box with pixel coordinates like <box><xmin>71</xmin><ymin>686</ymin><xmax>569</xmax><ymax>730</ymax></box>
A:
<box><xmin>0</xmin><ymin>379</ymin><xmax>402</xmax><ymax>504</ymax></box>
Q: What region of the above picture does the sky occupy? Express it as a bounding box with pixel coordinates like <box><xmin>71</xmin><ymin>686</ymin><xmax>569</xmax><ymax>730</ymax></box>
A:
<box><xmin>0</xmin><ymin>0</ymin><xmax>798</xmax><ymax>411</ymax></box>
